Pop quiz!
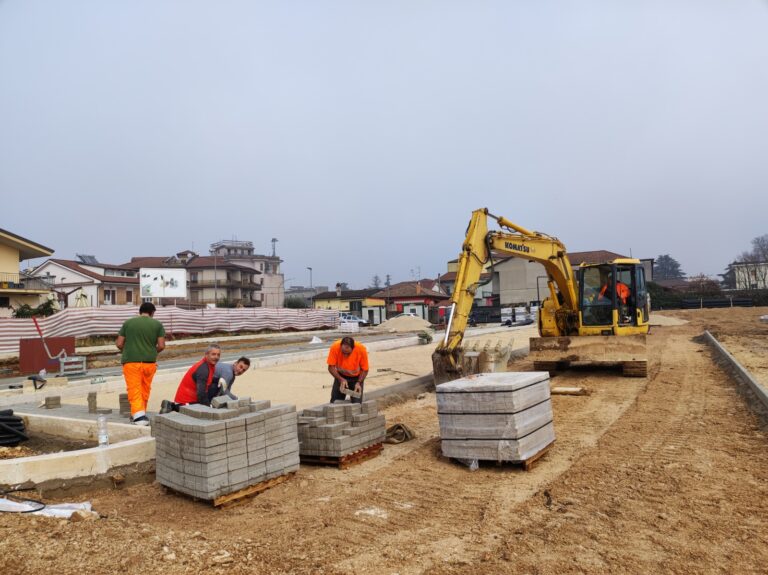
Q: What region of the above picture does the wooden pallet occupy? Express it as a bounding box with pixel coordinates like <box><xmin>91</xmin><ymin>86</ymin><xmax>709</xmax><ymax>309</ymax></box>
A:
<box><xmin>300</xmin><ymin>443</ymin><xmax>383</xmax><ymax>470</ymax></box>
<box><xmin>163</xmin><ymin>472</ymin><xmax>295</xmax><ymax>509</ymax></box>
<box><xmin>213</xmin><ymin>472</ymin><xmax>295</xmax><ymax>508</ymax></box>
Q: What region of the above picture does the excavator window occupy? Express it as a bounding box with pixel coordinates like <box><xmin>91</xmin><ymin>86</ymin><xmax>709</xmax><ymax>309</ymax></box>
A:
<box><xmin>580</xmin><ymin>266</ymin><xmax>613</xmax><ymax>326</ymax></box>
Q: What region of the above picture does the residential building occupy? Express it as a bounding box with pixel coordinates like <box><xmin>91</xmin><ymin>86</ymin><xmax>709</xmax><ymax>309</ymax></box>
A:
<box><xmin>0</xmin><ymin>228</ymin><xmax>55</xmax><ymax>316</ymax></box>
<box><xmin>313</xmin><ymin>286</ymin><xmax>386</xmax><ymax>325</ymax></box>
<box><xmin>210</xmin><ymin>240</ymin><xmax>284</xmax><ymax>307</ymax></box>
<box><xmin>33</xmin><ymin>256</ymin><xmax>140</xmax><ymax>308</ymax></box>
<box><xmin>731</xmin><ymin>261</ymin><xmax>768</xmax><ymax>290</ymax></box>
<box><xmin>121</xmin><ymin>251</ymin><xmax>261</xmax><ymax>307</ymax></box>
<box><xmin>373</xmin><ymin>280</ymin><xmax>450</xmax><ymax>320</ymax></box>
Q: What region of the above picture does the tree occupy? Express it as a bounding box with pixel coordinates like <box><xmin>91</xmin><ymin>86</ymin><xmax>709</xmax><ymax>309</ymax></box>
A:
<box><xmin>370</xmin><ymin>275</ymin><xmax>382</xmax><ymax>289</ymax></box>
<box><xmin>731</xmin><ymin>234</ymin><xmax>768</xmax><ymax>290</ymax></box>
<box><xmin>653</xmin><ymin>255</ymin><xmax>686</xmax><ymax>280</ymax></box>
<box><xmin>687</xmin><ymin>274</ymin><xmax>721</xmax><ymax>297</ymax></box>
<box><xmin>284</xmin><ymin>296</ymin><xmax>309</xmax><ymax>309</ymax></box>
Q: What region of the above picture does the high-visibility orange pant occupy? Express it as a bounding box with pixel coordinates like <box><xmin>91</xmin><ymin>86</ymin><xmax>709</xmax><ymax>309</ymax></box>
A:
<box><xmin>122</xmin><ymin>362</ymin><xmax>157</xmax><ymax>416</ymax></box>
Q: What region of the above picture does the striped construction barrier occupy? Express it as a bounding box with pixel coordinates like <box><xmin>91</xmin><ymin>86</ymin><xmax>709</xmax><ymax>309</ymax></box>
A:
<box><xmin>0</xmin><ymin>306</ymin><xmax>339</xmax><ymax>355</ymax></box>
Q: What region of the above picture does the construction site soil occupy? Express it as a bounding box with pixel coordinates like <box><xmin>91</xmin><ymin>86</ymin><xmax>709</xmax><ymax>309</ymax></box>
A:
<box><xmin>1</xmin><ymin>308</ymin><xmax>766</xmax><ymax>574</ymax></box>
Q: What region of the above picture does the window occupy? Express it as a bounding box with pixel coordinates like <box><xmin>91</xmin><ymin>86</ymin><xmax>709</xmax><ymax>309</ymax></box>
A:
<box><xmin>104</xmin><ymin>289</ymin><xmax>117</xmax><ymax>305</ymax></box>
<box><xmin>126</xmin><ymin>290</ymin><xmax>133</xmax><ymax>304</ymax></box>
<box><xmin>0</xmin><ymin>296</ymin><xmax>9</xmax><ymax>307</ymax></box>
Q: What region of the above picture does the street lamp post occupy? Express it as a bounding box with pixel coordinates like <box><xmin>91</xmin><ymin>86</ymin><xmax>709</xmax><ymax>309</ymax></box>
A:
<box><xmin>306</xmin><ymin>267</ymin><xmax>313</xmax><ymax>288</ymax></box>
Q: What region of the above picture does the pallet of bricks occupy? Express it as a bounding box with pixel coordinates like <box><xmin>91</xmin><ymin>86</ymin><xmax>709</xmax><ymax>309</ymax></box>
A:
<box><xmin>152</xmin><ymin>398</ymin><xmax>299</xmax><ymax>505</ymax></box>
<box><xmin>436</xmin><ymin>372</ymin><xmax>555</xmax><ymax>470</ymax></box>
<box><xmin>298</xmin><ymin>400</ymin><xmax>385</xmax><ymax>468</ymax></box>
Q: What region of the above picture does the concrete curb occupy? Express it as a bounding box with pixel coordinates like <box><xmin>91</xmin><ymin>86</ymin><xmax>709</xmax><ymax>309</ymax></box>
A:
<box><xmin>703</xmin><ymin>330</ymin><xmax>768</xmax><ymax>411</ymax></box>
<box><xmin>0</xmin><ymin>413</ymin><xmax>153</xmax><ymax>487</ymax></box>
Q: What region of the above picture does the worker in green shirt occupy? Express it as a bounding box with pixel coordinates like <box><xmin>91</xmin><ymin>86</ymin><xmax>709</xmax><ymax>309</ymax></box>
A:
<box><xmin>116</xmin><ymin>302</ymin><xmax>166</xmax><ymax>425</ymax></box>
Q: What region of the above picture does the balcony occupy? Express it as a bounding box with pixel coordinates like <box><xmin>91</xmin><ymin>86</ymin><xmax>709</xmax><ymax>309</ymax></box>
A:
<box><xmin>0</xmin><ymin>272</ymin><xmax>53</xmax><ymax>293</ymax></box>
<box><xmin>189</xmin><ymin>280</ymin><xmax>262</xmax><ymax>290</ymax></box>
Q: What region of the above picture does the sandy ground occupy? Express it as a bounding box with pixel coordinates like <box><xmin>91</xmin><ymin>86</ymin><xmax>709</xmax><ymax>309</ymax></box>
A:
<box><xmin>1</xmin><ymin>309</ymin><xmax>767</xmax><ymax>574</ymax></box>
<box><xmin>63</xmin><ymin>328</ymin><xmax>530</xmax><ymax>413</ymax></box>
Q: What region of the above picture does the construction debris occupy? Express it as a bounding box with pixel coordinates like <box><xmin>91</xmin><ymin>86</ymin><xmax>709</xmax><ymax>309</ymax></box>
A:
<box><xmin>376</xmin><ymin>316</ymin><xmax>432</xmax><ymax>333</ymax></box>
<box><xmin>436</xmin><ymin>372</ymin><xmax>555</xmax><ymax>465</ymax></box>
<box><xmin>153</xmin><ymin>398</ymin><xmax>299</xmax><ymax>501</ymax></box>
<box><xmin>298</xmin><ymin>400</ymin><xmax>385</xmax><ymax>458</ymax></box>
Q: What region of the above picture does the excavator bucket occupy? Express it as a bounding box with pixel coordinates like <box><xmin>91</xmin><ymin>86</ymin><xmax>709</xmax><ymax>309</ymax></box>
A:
<box><xmin>529</xmin><ymin>334</ymin><xmax>647</xmax><ymax>377</ymax></box>
<box><xmin>432</xmin><ymin>337</ymin><xmax>515</xmax><ymax>385</ymax></box>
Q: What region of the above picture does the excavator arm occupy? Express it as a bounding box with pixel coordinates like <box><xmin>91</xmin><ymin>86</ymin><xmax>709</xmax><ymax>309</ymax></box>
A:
<box><xmin>433</xmin><ymin>208</ymin><xmax>580</xmax><ymax>384</ymax></box>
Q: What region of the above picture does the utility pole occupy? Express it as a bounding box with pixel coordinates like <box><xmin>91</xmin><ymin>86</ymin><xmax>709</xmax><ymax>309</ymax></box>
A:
<box><xmin>210</xmin><ymin>249</ymin><xmax>219</xmax><ymax>306</ymax></box>
<box><xmin>307</xmin><ymin>266</ymin><xmax>313</xmax><ymax>288</ymax></box>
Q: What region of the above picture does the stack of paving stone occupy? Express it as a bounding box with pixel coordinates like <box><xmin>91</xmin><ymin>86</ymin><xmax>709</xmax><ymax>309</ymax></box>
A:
<box><xmin>297</xmin><ymin>400</ymin><xmax>386</xmax><ymax>458</ymax></box>
<box><xmin>153</xmin><ymin>398</ymin><xmax>299</xmax><ymax>501</ymax></box>
<box><xmin>436</xmin><ymin>372</ymin><xmax>555</xmax><ymax>463</ymax></box>
<box><xmin>44</xmin><ymin>396</ymin><xmax>61</xmax><ymax>409</ymax></box>
<box><xmin>118</xmin><ymin>393</ymin><xmax>131</xmax><ymax>417</ymax></box>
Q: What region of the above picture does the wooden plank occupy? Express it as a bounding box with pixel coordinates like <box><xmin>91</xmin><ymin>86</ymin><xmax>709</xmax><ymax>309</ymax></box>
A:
<box><xmin>213</xmin><ymin>472</ymin><xmax>295</xmax><ymax>508</ymax></box>
<box><xmin>550</xmin><ymin>386</ymin><xmax>589</xmax><ymax>396</ymax></box>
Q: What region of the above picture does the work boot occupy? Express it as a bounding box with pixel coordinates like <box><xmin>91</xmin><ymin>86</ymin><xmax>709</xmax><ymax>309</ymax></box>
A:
<box><xmin>132</xmin><ymin>415</ymin><xmax>150</xmax><ymax>426</ymax></box>
<box><xmin>159</xmin><ymin>400</ymin><xmax>174</xmax><ymax>414</ymax></box>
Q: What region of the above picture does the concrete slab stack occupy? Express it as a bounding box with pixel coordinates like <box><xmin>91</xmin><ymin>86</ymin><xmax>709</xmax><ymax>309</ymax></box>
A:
<box><xmin>298</xmin><ymin>400</ymin><xmax>385</xmax><ymax>458</ymax></box>
<box><xmin>153</xmin><ymin>398</ymin><xmax>299</xmax><ymax>500</ymax></box>
<box><xmin>436</xmin><ymin>372</ymin><xmax>555</xmax><ymax>463</ymax></box>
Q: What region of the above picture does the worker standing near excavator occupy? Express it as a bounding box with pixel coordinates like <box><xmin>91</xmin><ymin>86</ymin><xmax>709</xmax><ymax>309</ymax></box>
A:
<box><xmin>327</xmin><ymin>336</ymin><xmax>369</xmax><ymax>404</ymax></box>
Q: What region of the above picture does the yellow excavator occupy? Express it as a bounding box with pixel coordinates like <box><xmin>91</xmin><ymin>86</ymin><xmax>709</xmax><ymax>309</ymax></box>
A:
<box><xmin>433</xmin><ymin>208</ymin><xmax>650</xmax><ymax>384</ymax></box>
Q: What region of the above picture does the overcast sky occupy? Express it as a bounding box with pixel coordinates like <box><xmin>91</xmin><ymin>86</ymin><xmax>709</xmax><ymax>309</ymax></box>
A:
<box><xmin>2</xmin><ymin>0</ymin><xmax>767</xmax><ymax>289</ymax></box>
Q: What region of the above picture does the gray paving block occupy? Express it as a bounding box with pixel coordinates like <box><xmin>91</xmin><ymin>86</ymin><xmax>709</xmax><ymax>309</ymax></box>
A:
<box><xmin>228</xmin><ymin>467</ymin><xmax>249</xmax><ymax>486</ymax></box>
<box><xmin>261</xmin><ymin>404</ymin><xmax>295</xmax><ymax>418</ymax></box>
<box><xmin>248</xmin><ymin>448</ymin><xmax>267</xmax><ymax>465</ymax></box>
<box><xmin>248</xmin><ymin>463</ymin><xmax>267</xmax><ymax>481</ymax></box>
<box><xmin>227</xmin><ymin>439</ymin><xmax>247</xmax><ymax>457</ymax></box>
<box><xmin>183</xmin><ymin>458</ymin><xmax>229</xmax><ymax>477</ymax></box>
<box><xmin>265</xmin><ymin>431</ymin><xmax>296</xmax><ymax>446</ymax></box>
<box><xmin>180</xmin><ymin>404</ymin><xmax>239</xmax><ymax>420</ymax></box>
<box><xmin>249</xmin><ymin>399</ymin><xmax>272</xmax><ymax>412</ymax></box>
<box><xmin>360</xmin><ymin>400</ymin><xmax>377</xmax><ymax>415</ymax></box>
<box><xmin>227</xmin><ymin>454</ymin><xmax>249</xmax><ymax>471</ymax></box>
<box><xmin>210</xmin><ymin>395</ymin><xmax>229</xmax><ymax>409</ymax></box>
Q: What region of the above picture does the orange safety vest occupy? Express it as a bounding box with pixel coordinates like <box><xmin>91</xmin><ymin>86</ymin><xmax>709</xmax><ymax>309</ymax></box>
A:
<box><xmin>600</xmin><ymin>282</ymin><xmax>630</xmax><ymax>305</ymax></box>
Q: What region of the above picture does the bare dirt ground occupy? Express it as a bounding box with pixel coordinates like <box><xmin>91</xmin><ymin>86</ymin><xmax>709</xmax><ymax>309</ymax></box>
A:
<box><xmin>1</xmin><ymin>309</ymin><xmax>767</xmax><ymax>574</ymax></box>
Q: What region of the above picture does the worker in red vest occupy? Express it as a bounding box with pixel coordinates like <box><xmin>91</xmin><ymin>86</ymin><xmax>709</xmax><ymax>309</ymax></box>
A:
<box><xmin>172</xmin><ymin>344</ymin><xmax>221</xmax><ymax>406</ymax></box>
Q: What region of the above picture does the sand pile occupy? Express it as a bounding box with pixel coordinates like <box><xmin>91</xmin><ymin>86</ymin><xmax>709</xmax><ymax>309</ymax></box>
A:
<box><xmin>377</xmin><ymin>316</ymin><xmax>432</xmax><ymax>332</ymax></box>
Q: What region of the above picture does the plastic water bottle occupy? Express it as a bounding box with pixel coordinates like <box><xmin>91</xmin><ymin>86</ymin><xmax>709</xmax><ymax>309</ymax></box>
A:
<box><xmin>97</xmin><ymin>415</ymin><xmax>109</xmax><ymax>447</ymax></box>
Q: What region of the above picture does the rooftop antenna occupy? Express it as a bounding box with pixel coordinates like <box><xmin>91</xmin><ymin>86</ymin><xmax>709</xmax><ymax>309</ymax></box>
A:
<box><xmin>271</xmin><ymin>238</ymin><xmax>278</xmax><ymax>257</ymax></box>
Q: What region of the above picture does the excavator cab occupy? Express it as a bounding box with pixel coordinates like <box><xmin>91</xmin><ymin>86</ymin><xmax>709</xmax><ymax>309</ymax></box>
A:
<box><xmin>577</xmin><ymin>261</ymin><xmax>649</xmax><ymax>334</ymax></box>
